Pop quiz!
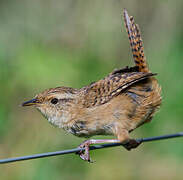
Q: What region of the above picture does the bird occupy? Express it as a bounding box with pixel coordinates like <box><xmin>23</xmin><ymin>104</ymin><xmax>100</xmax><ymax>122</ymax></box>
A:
<box><xmin>22</xmin><ymin>9</ymin><xmax>161</xmax><ymax>162</ymax></box>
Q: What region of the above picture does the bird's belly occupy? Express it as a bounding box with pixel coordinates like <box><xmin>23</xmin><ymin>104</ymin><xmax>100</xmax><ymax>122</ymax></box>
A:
<box><xmin>65</xmin><ymin>120</ymin><xmax>114</xmax><ymax>138</ymax></box>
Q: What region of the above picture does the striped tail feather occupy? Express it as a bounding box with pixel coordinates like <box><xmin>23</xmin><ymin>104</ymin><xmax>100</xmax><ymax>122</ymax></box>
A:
<box><xmin>123</xmin><ymin>9</ymin><xmax>150</xmax><ymax>73</ymax></box>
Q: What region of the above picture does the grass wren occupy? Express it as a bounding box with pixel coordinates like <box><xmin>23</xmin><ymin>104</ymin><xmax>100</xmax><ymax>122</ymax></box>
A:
<box><xmin>22</xmin><ymin>9</ymin><xmax>161</xmax><ymax>162</ymax></box>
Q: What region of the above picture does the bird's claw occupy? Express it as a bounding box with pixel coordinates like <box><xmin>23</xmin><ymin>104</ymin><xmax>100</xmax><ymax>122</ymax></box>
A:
<box><xmin>123</xmin><ymin>139</ymin><xmax>141</xmax><ymax>151</ymax></box>
<box><xmin>76</xmin><ymin>140</ymin><xmax>94</xmax><ymax>163</ymax></box>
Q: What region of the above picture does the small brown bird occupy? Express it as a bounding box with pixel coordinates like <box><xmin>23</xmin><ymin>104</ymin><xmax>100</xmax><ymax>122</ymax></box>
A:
<box><xmin>22</xmin><ymin>9</ymin><xmax>161</xmax><ymax>162</ymax></box>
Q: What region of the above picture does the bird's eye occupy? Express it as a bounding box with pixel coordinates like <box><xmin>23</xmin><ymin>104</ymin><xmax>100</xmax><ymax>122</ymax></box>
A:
<box><xmin>51</xmin><ymin>98</ymin><xmax>58</xmax><ymax>104</ymax></box>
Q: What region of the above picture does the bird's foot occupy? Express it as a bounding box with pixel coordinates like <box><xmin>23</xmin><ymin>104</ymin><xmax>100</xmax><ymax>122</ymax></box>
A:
<box><xmin>76</xmin><ymin>140</ymin><xmax>94</xmax><ymax>163</ymax></box>
<box><xmin>123</xmin><ymin>139</ymin><xmax>141</xmax><ymax>151</ymax></box>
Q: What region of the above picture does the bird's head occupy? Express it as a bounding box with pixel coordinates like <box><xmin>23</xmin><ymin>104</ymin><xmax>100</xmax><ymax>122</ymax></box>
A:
<box><xmin>22</xmin><ymin>87</ymin><xmax>77</xmax><ymax>126</ymax></box>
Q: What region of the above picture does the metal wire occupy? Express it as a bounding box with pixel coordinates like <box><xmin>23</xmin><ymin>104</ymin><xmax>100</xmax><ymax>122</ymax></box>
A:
<box><xmin>0</xmin><ymin>132</ymin><xmax>183</xmax><ymax>164</ymax></box>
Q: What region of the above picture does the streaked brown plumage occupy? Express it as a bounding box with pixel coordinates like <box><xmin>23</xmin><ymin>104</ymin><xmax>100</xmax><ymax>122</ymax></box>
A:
<box><xmin>22</xmin><ymin>9</ymin><xmax>161</xmax><ymax>162</ymax></box>
<box><xmin>124</xmin><ymin>9</ymin><xmax>149</xmax><ymax>72</ymax></box>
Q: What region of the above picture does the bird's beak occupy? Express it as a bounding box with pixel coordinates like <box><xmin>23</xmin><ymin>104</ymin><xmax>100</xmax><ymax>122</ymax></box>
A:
<box><xmin>22</xmin><ymin>98</ymin><xmax>40</xmax><ymax>106</ymax></box>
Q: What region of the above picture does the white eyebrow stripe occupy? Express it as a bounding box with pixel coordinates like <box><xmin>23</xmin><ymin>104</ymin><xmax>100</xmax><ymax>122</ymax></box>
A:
<box><xmin>48</xmin><ymin>92</ymin><xmax>75</xmax><ymax>100</ymax></box>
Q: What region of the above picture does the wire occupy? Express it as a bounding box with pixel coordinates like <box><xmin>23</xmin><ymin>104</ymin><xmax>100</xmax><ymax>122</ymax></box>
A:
<box><xmin>0</xmin><ymin>132</ymin><xmax>183</xmax><ymax>164</ymax></box>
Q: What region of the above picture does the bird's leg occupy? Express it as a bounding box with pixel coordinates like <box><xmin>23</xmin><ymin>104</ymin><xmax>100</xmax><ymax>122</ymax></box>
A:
<box><xmin>77</xmin><ymin>138</ymin><xmax>141</xmax><ymax>162</ymax></box>
<box><xmin>116</xmin><ymin>128</ymin><xmax>142</xmax><ymax>151</ymax></box>
<box><xmin>77</xmin><ymin>139</ymin><xmax>120</xmax><ymax>162</ymax></box>
<box><xmin>77</xmin><ymin>128</ymin><xmax>142</xmax><ymax>162</ymax></box>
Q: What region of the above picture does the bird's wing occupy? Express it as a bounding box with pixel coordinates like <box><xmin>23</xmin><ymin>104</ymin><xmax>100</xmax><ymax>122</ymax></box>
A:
<box><xmin>81</xmin><ymin>68</ymin><xmax>156</xmax><ymax>108</ymax></box>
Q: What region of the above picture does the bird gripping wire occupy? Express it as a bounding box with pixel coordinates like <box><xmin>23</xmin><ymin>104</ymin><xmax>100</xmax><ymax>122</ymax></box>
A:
<box><xmin>0</xmin><ymin>132</ymin><xmax>183</xmax><ymax>164</ymax></box>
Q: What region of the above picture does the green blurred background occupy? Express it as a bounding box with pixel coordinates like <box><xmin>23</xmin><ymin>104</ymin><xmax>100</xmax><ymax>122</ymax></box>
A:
<box><xmin>0</xmin><ymin>0</ymin><xmax>183</xmax><ymax>179</ymax></box>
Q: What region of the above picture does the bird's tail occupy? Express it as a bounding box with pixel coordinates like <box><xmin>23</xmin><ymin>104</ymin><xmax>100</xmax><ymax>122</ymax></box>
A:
<box><xmin>123</xmin><ymin>9</ymin><xmax>150</xmax><ymax>73</ymax></box>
